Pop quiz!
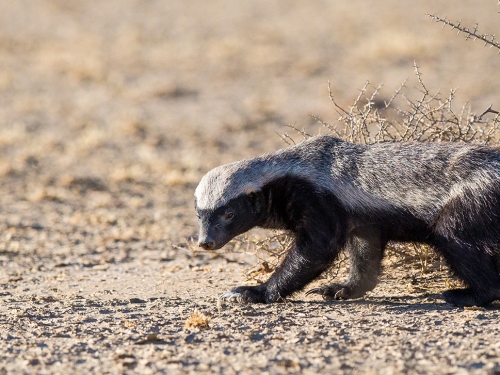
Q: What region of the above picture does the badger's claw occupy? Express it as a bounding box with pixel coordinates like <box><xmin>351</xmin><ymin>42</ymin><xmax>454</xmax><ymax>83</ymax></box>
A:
<box><xmin>305</xmin><ymin>287</ymin><xmax>323</xmax><ymax>296</ymax></box>
<box><xmin>218</xmin><ymin>291</ymin><xmax>242</xmax><ymax>303</ymax></box>
<box><xmin>305</xmin><ymin>284</ymin><xmax>350</xmax><ymax>300</ymax></box>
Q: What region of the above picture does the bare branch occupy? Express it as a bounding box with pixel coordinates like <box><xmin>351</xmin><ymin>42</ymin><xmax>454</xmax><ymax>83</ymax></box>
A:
<box><xmin>477</xmin><ymin>105</ymin><xmax>500</xmax><ymax>120</ymax></box>
<box><xmin>285</xmin><ymin>123</ymin><xmax>312</xmax><ymax>140</ymax></box>
<box><xmin>428</xmin><ymin>14</ymin><xmax>500</xmax><ymax>53</ymax></box>
<box><xmin>275</xmin><ymin>131</ymin><xmax>294</xmax><ymax>146</ymax></box>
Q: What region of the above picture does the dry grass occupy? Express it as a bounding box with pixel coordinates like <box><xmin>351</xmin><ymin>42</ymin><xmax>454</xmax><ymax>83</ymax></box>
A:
<box><xmin>185</xmin><ymin>309</ymin><xmax>211</xmax><ymax>329</ymax></box>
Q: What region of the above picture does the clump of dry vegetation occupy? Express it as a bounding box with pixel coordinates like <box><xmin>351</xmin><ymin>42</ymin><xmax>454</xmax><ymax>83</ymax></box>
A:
<box><xmin>244</xmin><ymin>9</ymin><xmax>500</xmax><ymax>287</ymax></box>
<box><xmin>185</xmin><ymin>309</ymin><xmax>211</xmax><ymax>329</ymax></box>
<box><xmin>243</xmin><ymin>231</ymin><xmax>293</xmax><ymax>282</ymax></box>
<box><xmin>321</xmin><ymin>65</ymin><xmax>499</xmax><ymax>146</ymax></box>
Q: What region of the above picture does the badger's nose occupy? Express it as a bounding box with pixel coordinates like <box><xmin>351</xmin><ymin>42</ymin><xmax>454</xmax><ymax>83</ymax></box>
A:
<box><xmin>198</xmin><ymin>239</ymin><xmax>215</xmax><ymax>250</ymax></box>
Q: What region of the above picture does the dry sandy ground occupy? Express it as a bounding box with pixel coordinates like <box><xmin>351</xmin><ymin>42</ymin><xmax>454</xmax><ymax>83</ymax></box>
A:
<box><xmin>1</xmin><ymin>1</ymin><xmax>500</xmax><ymax>374</ymax></box>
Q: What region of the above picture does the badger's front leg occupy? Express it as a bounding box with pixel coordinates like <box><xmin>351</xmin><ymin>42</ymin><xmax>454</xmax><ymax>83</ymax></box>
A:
<box><xmin>223</xmin><ymin>227</ymin><xmax>345</xmax><ymax>303</ymax></box>
<box><xmin>306</xmin><ymin>225</ymin><xmax>385</xmax><ymax>300</ymax></box>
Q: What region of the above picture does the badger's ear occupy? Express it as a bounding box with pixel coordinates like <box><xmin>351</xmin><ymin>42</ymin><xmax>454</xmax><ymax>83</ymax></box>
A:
<box><xmin>243</xmin><ymin>183</ymin><xmax>259</xmax><ymax>195</ymax></box>
<box><xmin>248</xmin><ymin>190</ymin><xmax>258</xmax><ymax>202</ymax></box>
<box><xmin>243</xmin><ymin>183</ymin><xmax>262</xmax><ymax>208</ymax></box>
<box><xmin>248</xmin><ymin>190</ymin><xmax>263</xmax><ymax>213</ymax></box>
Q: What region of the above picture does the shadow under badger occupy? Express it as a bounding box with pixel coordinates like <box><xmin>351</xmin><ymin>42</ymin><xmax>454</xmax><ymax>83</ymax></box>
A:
<box><xmin>194</xmin><ymin>135</ymin><xmax>500</xmax><ymax>307</ymax></box>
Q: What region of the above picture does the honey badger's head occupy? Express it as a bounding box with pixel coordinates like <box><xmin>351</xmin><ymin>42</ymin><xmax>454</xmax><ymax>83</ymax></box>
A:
<box><xmin>194</xmin><ymin>161</ymin><xmax>267</xmax><ymax>250</ymax></box>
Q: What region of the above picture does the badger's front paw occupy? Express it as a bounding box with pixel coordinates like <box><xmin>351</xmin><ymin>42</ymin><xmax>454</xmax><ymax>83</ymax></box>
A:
<box><xmin>220</xmin><ymin>285</ymin><xmax>270</xmax><ymax>303</ymax></box>
<box><xmin>305</xmin><ymin>283</ymin><xmax>353</xmax><ymax>300</ymax></box>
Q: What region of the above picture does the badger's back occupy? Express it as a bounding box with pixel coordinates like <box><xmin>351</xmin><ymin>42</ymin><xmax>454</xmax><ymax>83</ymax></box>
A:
<box><xmin>352</xmin><ymin>141</ymin><xmax>499</xmax><ymax>216</ymax></box>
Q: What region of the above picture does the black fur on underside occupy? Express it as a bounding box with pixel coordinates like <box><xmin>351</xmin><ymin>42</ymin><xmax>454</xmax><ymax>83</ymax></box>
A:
<box><xmin>229</xmin><ymin>175</ymin><xmax>500</xmax><ymax>306</ymax></box>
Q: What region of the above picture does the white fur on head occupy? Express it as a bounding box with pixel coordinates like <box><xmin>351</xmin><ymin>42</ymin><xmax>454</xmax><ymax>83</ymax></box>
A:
<box><xmin>194</xmin><ymin>159</ymin><xmax>272</xmax><ymax>211</ymax></box>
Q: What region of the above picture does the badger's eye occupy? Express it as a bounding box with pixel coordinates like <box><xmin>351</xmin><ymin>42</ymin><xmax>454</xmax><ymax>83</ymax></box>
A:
<box><xmin>225</xmin><ymin>212</ymin><xmax>235</xmax><ymax>220</ymax></box>
<box><xmin>196</xmin><ymin>213</ymin><xmax>201</xmax><ymax>220</ymax></box>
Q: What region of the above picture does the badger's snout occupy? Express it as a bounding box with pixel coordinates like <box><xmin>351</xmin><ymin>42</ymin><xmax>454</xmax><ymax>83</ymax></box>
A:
<box><xmin>198</xmin><ymin>237</ymin><xmax>216</xmax><ymax>250</ymax></box>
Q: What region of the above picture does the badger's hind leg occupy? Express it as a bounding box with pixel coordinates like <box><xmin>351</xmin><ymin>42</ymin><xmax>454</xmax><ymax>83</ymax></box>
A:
<box><xmin>307</xmin><ymin>225</ymin><xmax>385</xmax><ymax>300</ymax></box>
<box><xmin>433</xmin><ymin>192</ymin><xmax>500</xmax><ymax>307</ymax></box>
<box><xmin>435</xmin><ymin>239</ymin><xmax>500</xmax><ymax>307</ymax></box>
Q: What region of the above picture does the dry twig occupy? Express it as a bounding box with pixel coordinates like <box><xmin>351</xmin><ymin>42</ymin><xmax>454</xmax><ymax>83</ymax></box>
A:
<box><xmin>428</xmin><ymin>14</ymin><xmax>500</xmax><ymax>53</ymax></box>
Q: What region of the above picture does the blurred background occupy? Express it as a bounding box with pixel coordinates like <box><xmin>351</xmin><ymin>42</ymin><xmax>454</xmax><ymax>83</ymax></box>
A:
<box><xmin>0</xmin><ymin>0</ymin><xmax>499</xmax><ymax>262</ymax></box>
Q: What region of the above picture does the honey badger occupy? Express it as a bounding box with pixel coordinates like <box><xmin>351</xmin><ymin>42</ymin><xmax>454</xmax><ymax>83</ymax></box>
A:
<box><xmin>194</xmin><ymin>134</ymin><xmax>500</xmax><ymax>307</ymax></box>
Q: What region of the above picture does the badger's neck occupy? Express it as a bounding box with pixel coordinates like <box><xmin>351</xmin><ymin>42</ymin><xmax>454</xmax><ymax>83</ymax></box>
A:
<box><xmin>248</xmin><ymin>151</ymin><xmax>333</xmax><ymax>230</ymax></box>
<box><xmin>256</xmin><ymin>164</ymin><xmax>347</xmax><ymax>234</ymax></box>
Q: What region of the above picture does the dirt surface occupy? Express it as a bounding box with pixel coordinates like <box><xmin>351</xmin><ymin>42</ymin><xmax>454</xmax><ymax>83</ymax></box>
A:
<box><xmin>1</xmin><ymin>1</ymin><xmax>500</xmax><ymax>374</ymax></box>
